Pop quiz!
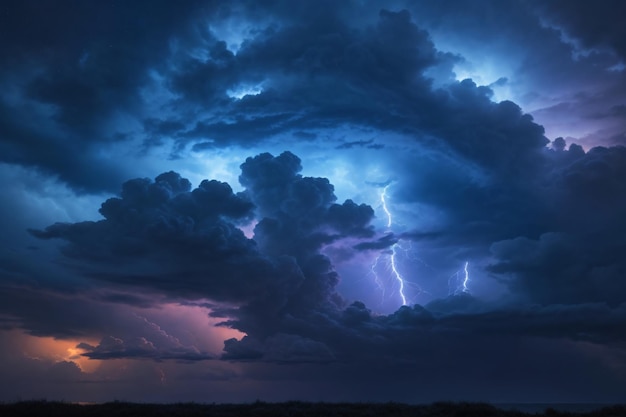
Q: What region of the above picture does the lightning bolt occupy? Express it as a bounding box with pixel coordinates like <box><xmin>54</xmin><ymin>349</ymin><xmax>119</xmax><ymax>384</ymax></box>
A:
<box><xmin>462</xmin><ymin>261</ymin><xmax>470</xmax><ymax>293</ymax></box>
<box><xmin>374</xmin><ymin>184</ymin><xmax>474</xmax><ymax>303</ymax></box>
<box><xmin>390</xmin><ymin>243</ymin><xmax>407</xmax><ymax>305</ymax></box>
<box><xmin>448</xmin><ymin>261</ymin><xmax>471</xmax><ymax>295</ymax></box>
<box><xmin>370</xmin><ymin>254</ymin><xmax>385</xmax><ymax>301</ymax></box>
<box><xmin>378</xmin><ymin>185</ymin><xmax>408</xmax><ymax>306</ymax></box>
<box><xmin>381</xmin><ymin>185</ymin><xmax>393</xmax><ymax>229</ymax></box>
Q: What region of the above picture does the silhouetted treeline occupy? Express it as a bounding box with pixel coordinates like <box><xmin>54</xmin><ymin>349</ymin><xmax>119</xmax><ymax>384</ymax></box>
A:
<box><xmin>1</xmin><ymin>400</ymin><xmax>625</xmax><ymax>417</ymax></box>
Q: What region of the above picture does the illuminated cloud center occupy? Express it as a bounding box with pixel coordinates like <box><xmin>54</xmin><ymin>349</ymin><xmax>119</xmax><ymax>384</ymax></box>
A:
<box><xmin>226</xmin><ymin>84</ymin><xmax>263</xmax><ymax>99</ymax></box>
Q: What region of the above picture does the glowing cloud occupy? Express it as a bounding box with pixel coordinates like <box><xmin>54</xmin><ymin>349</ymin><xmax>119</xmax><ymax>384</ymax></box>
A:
<box><xmin>226</xmin><ymin>84</ymin><xmax>263</xmax><ymax>100</ymax></box>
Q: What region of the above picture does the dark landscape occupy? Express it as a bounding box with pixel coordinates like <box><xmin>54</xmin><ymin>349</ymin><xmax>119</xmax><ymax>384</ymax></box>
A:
<box><xmin>2</xmin><ymin>401</ymin><xmax>626</xmax><ymax>417</ymax></box>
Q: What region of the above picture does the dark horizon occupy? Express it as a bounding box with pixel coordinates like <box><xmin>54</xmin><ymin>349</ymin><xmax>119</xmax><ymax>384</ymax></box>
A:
<box><xmin>2</xmin><ymin>400</ymin><xmax>626</xmax><ymax>417</ymax></box>
<box><xmin>1</xmin><ymin>0</ymin><xmax>626</xmax><ymax>404</ymax></box>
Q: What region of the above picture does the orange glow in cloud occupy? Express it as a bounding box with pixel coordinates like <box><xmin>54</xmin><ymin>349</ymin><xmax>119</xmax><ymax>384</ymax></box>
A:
<box><xmin>5</xmin><ymin>301</ymin><xmax>245</xmax><ymax>377</ymax></box>
<box><xmin>13</xmin><ymin>330</ymin><xmax>102</xmax><ymax>373</ymax></box>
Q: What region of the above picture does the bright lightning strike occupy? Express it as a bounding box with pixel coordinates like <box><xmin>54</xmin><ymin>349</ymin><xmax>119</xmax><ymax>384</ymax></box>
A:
<box><xmin>370</xmin><ymin>254</ymin><xmax>385</xmax><ymax>300</ymax></box>
<box><xmin>374</xmin><ymin>185</ymin><xmax>474</xmax><ymax>304</ymax></box>
<box><xmin>381</xmin><ymin>185</ymin><xmax>392</xmax><ymax>229</ymax></box>
<box><xmin>462</xmin><ymin>261</ymin><xmax>470</xmax><ymax>293</ymax></box>
<box><xmin>374</xmin><ymin>185</ymin><xmax>408</xmax><ymax>306</ymax></box>
<box><xmin>448</xmin><ymin>261</ymin><xmax>471</xmax><ymax>295</ymax></box>
<box><xmin>390</xmin><ymin>244</ymin><xmax>407</xmax><ymax>305</ymax></box>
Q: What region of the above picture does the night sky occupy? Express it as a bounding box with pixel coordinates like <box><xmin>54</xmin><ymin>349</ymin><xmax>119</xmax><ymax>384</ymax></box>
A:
<box><xmin>1</xmin><ymin>0</ymin><xmax>626</xmax><ymax>404</ymax></box>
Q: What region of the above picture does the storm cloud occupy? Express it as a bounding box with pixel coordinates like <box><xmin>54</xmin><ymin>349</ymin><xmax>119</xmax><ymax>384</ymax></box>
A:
<box><xmin>1</xmin><ymin>0</ymin><xmax>626</xmax><ymax>404</ymax></box>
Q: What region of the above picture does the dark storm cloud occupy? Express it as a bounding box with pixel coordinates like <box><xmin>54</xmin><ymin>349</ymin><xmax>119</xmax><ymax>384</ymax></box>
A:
<box><xmin>78</xmin><ymin>335</ymin><xmax>214</xmax><ymax>361</ymax></box>
<box><xmin>236</xmin><ymin>152</ymin><xmax>374</xmax><ymax>316</ymax></box>
<box><xmin>390</xmin><ymin>143</ymin><xmax>548</xmax><ymax>249</ymax></box>
<box><xmin>153</xmin><ymin>3</ymin><xmax>552</xmax><ymax>203</ymax></box>
<box><xmin>219</xmin><ymin>141</ymin><xmax>626</xmax><ymax>363</ymax></box>
<box><xmin>536</xmin><ymin>0</ymin><xmax>626</xmax><ymax>58</ymax></box>
<box><xmin>205</xmin><ymin>152</ymin><xmax>378</xmax><ymax>342</ymax></box>
<box><xmin>21</xmin><ymin>140</ymin><xmax>626</xmax><ymax>366</ymax></box>
<box><xmin>405</xmin><ymin>0</ymin><xmax>626</xmax><ymax>149</ymax></box>
<box><xmin>488</xmin><ymin>145</ymin><xmax>626</xmax><ymax>305</ymax></box>
<box><xmin>222</xmin><ymin>295</ymin><xmax>626</xmax><ymax>364</ymax></box>
<box><xmin>27</xmin><ymin>152</ymin><xmax>381</xmax><ymax>360</ymax></box>
<box><xmin>93</xmin><ymin>291</ymin><xmax>157</xmax><ymax>309</ymax></box>
<box><xmin>0</xmin><ymin>286</ymin><xmax>114</xmax><ymax>338</ymax></box>
<box><xmin>532</xmin><ymin>1</ymin><xmax>626</xmax><ymax>146</ymax></box>
<box><xmin>0</xmin><ymin>0</ymin><xmax>621</xmax><ymax>192</ymax></box>
<box><xmin>0</xmin><ymin>0</ymin><xmax>587</xmax><ymax>192</ymax></box>
<box><xmin>239</xmin><ymin>152</ymin><xmax>374</xmax><ymax>245</ymax></box>
<box><xmin>0</xmin><ymin>0</ymin><xmax>208</xmax><ymax>191</ymax></box>
<box><xmin>382</xmin><ymin>139</ymin><xmax>626</xmax><ymax>309</ymax></box>
<box><xmin>222</xmin><ymin>333</ymin><xmax>335</xmax><ymax>363</ymax></box>
<box><xmin>3</xmin><ymin>1</ymin><xmax>626</xmax><ymax>402</ymax></box>
<box><xmin>439</xmin><ymin>302</ymin><xmax>626</xmax><ymax>345</ymax></box>
<box><xmin>335</xmin><ymin>139</ymin><xmax>376</xmax><ymax>149</ymax></box>
<box><xmin>156</xmin><ymin>8</ymin><xmax>460</xmax><ymax>149</ymax></box>
<box><xmin>0</xmin><ymin>101</ymin><xmax>130</xmax><ymax>192</ymax></box>
<box><xmin>353</xmin><ymin>233</ymin><xmax>398</xmax><ymax>251</ymax></box>
<box><xmin>29</xmin><ymin>170</ymin><xmax>306</xmax><ymax>305</ymax></box>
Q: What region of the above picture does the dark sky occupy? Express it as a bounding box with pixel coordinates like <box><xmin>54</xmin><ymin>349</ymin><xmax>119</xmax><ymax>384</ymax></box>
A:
<box><xmin>1</xmin><ymin>0</ymin><xmax>626</xmax><ymax>404</ymax></box>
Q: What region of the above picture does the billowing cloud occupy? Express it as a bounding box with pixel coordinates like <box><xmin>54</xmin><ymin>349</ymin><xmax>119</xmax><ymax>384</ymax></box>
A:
<box><xmin>29</xmin><ymin>169</ymin><xmax>302</xmax><ymax>306</ymax></box>
<box><xmin>23</xmin><ymin>147</ymin><xmax>626</xmax><ymax>374</ymax></box>
<box><xmin>26</xmin><ymin>152</ymin><xmax>378</xmax><ymax>361</ymax></box>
